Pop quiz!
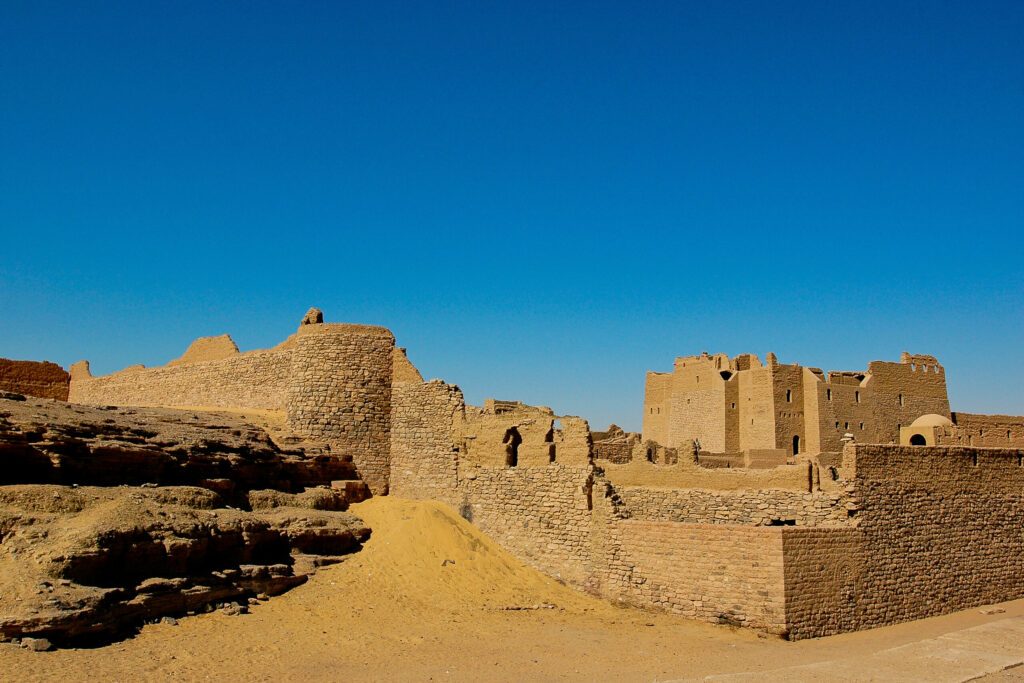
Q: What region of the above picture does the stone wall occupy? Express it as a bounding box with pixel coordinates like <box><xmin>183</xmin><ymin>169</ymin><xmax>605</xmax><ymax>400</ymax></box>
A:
<box><xmin>390</xmin><ymin>380</ymin><xmax>463</xmax><ymax>501</ymax></box>
<box><xmin>69</xmin><ymin>348</ymin><xmax>292</xmax><ymax>411</ymax></box>
<box><xmin>593</xmin><ymin>491</ymin><xmax>788</xmax><ymax>633</ymax></box>
<box><xmin>0</xmin><ymin>359</ymin><xmax>69</xmax><ymax>400</ymax></box>
<box><xmin>616</xmin><ymin>486</ymin><xmax>850</xmax><ymax>527</ymax></box>
<box><xmin>67</xmin><ymin>316</ymin><xmax>396</xmax><ymax>495</ymax></box>
<box><xmin>781</xmin><ymin>444</ymin><xmax>1024</xmax><ymax>638</ymax></box>
<box><xmin>949</xmin><ymin>412</ymin><xmax>1024</xmax><ymax>448</ymax></box>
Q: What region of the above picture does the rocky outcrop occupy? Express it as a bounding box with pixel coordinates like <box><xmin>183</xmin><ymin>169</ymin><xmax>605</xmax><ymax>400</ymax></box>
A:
<box><xmin>0</xmin><ymin>396</ymin><xmax>373</xmax><ymax>647</ymax></box>
<box><xmin>0</xmin><ymin>395</ymin><xmax>370</xmax><ymax>505</ymax></box>
<box><xmin>0</xmin><ymin>360</ymin><xmax>70</xmax><ymax>401</ymax></box>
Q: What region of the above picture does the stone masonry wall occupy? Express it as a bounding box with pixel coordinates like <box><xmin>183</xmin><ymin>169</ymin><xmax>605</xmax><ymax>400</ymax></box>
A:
<box><xmin>390</xmin><ymin>380</ymin><xmax>464</xmax><ymax>502</ymax></box>
<box><xmin>592</xmin><ymin>485</ymin><xmax>788</xmax><ymax>634</ymax></box>
<box><xmin>782</xmin><ymin>444</ymin><xmax>1024</xmax><ymax>638</ymax></box>
<box><xmin>617</xmin><ymin>486</ymin><xmax>851</xmax><ymax>527</ymax></box>
<box><xmin>286</xmin><ymin>324</ymin><xmax>394</xmax><ymax>495</ymax></box>
<box><xmin>68</xmin><ymin>348</ymin><xmax>292</xmax><ymax>410</ymax></box>
<box><xmin>949</xmin><ymin>412</ymin><xmax>1024</xmax><ymax>448</ymax></box>
<box><xmin>0</xmin><ymin>359</ymin><xmax>69</xmax><ymax>401</ymax></box>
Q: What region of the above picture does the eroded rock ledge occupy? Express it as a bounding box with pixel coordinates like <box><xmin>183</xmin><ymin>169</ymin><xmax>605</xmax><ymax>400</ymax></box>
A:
<box><xmin>0</xmin><ymin>395</ymin><xmax>372</xmax><ymax>647</ymax></box>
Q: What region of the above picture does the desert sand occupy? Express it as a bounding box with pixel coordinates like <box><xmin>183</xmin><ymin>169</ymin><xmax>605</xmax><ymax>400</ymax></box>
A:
<box><xmin>2</xmin><ymin>496</ymin><xmax>1023</xmax><ymax>682</ymax></box>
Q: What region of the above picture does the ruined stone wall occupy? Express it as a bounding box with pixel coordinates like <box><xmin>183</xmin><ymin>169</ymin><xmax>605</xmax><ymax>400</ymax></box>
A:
<box><xmin>390</xmin><ymin>380</ymin><xmax>464</xmax><ymax>501</ymax></box>
<box><xmin>949</xmin><ymin>413</ymin><xmax>1024</xmax><ymax>448</ymax></box>
<box><xmin>616</xmin><ymin>486</ymin><xmax>850</xmax><ymax>527</ymax></box>
<box><xmin>286</xmin><ymin>324</ymin><xmax>394</xmax><ymax>494</ymax></box>
<box><xmin>0</xmin><ymin>359</ymin><xmax>69</xmax><ymax>401</ymax></box>
<box><xmin>458</xmin><ymin>465</ymin><xmax>596</xmax><ymax>585</ymax></box>
<box><xmin>68</xmin><ymin>319</ymin><xmax>396</xmax><ymax>494</ymax></box>
<box><xmin>68</xmin><ymin>348</ymin><xmax>292</xmax><ymax>411</ymax></box>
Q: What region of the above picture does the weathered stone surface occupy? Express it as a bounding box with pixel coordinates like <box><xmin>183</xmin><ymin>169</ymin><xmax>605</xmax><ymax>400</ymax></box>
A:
<box><xmin>0</xmin><ymin>359</ymin><xmax>69</xmax><ymax>401</ymax></box>
<box><xmin>0</xmin><ymin>397</ymin><xmax>371</xmax><ymax>647</ymax></box>
<box><xmin>0</xmin><ymin>397</ymin><xmax>362</xmax><ymax>504</ymax></box>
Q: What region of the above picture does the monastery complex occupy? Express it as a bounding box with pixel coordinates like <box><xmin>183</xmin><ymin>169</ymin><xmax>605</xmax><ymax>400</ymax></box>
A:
<box><xmin>3</xmin><ymin>308</ymin><xmax>1023</xmax><ymax>640</ymax></box>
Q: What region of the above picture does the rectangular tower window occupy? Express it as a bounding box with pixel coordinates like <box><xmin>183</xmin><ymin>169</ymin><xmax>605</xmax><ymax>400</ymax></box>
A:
<box><xmin>898</xmin><ymin>393</ymin><xmax>904</xmax><ymax>407</ymax></box>
<box><xmin>855</xmin><ymin>391</ymin><xmax>861</xmax><ymax>403</ymax></box>
<box><xmin>785</xmin><ymin>389</ymin><xmax>792</xmax><ymax>402</ymax></box>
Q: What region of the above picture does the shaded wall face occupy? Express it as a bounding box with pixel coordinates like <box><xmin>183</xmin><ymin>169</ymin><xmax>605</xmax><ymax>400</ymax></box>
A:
<box><xmin>782</xmin><ymin>445</ymin><xmax>1024</xmax><ymax>638</ymax></box>
<box><xmin>286</xmin><ymin>326</ymin><xmax>395</xmax><ymax>495</ymax></box>
<box><xmin>771</xmin><ymin>366</ymin><xmax>805</xmax><ymax>455</ymax></box>
<box><xmin>0</xmin><ymin>359</ymin><xmax>69</xmax><ymax>401</ymax></box>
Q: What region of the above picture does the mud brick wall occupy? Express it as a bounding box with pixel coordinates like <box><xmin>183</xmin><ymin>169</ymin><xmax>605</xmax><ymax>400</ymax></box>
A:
<box><xmin>617</xmin><ymin>487</ymin><xmax>851</xmax><ymax>527</ymax></box>
<box><xmin>68</xmin><ymin>349</ymin><xmax>292</xmax><ymax>410</ymax></box>
<box><xmin>781</xmin><ymin>527</ymin><xmax>864</xmax><ymax>639</ymax></box>
<box><xmin>0</xmin><ymin>359</ymin><xmax>69</xmax><ymax>400</ymax></box>
<box><xmin>286</xmin><ymin>324</ymin><xmax>394</xmax><ymax>494</ymax></box>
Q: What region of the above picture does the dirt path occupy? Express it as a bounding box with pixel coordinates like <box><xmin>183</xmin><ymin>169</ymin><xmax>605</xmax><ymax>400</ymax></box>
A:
<box><xmin>3</xmin><ymin>496</ymin><xmax>1023</xmax><ymax>682</ymax></box>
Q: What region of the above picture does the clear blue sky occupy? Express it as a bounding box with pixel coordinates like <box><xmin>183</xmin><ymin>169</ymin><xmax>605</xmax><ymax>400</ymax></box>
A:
<box><xmin>2</xmin><ymin>1</ymin><xmax>1022</xmax><ymax>430</ymax></box>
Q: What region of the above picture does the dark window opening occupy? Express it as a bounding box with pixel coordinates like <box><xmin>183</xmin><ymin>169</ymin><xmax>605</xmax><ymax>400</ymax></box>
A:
<box><xmin>503</xmin><ymin>427</ymin><xmax>522</xmax><ymax>467</ymax></box>
<box><xmin>972</xmin><ymin>452</ymin><xmax>979</xmax><ymax>467</ymax></box>
<box><xmin>855</xmin><ymin>390</ymin><xmax>861</xmax><ymax>403</ymax></box>
<box><xmin>826</xmin><ymin>388</ymin><xmax>832</xmax><ymax>401</ymax></box>
<box><xmin>792</xmin><ymin>435</ymin><xmax>800</xmax><ymax>456</ymax></box>
<box><xmin>909</xmin><ymin>434</ymin><xmax>926</xmax><ymax>446</ymax></box>
<box><xmin>768</xmin><ymin>519</ymin><xmax>796</xmax><ymax>526</ymax></box>
<box><xmin>786</xmin><ymin>389</ymin><xmax>792</xmax><ymax>403</ymax></box>
<box><xmin>720</xmin><ymin>370</ymin><xmax>733</xmax><ymax>380</ymax></box>
<box><xmin>645</xmin><ymin>447</ymin><xmax>654</xmax><ymax>462</ymax></box>
<box><xmin>898</xmin><ymin>393</ymin><xmax>904</xmax><ymax>407</ymax></box>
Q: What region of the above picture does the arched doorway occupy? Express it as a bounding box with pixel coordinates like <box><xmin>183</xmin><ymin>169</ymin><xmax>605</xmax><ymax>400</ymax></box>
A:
<box><xmin>792</xmin><ymin>435</ymin><xmax>800</xmax><ymax>455</ymax></box>
<box><xmin>910</xmin><ymin>433</ymin><xmax>927</xmax><ymax>446</ymax></box>
<box><xmin>503</xmin><ymin>427</ymin><xmax>522</xmax><ymax>467</ymax></box>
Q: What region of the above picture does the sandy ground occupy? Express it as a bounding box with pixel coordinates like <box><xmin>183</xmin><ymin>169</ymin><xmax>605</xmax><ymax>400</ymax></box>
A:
<box><xmin>3</xmin><ymin>496</ymin><xmax>1024</xmax><ymax>682</ymax></box>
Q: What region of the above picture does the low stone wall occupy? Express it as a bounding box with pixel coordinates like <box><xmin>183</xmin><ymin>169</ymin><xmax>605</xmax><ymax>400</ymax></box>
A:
<box><xmin>0</xmin><ymin>359</ymin><xmax>69</xmax><ymax>401</ymax></box>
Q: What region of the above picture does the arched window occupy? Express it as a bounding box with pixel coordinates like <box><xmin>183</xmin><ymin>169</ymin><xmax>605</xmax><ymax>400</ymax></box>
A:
<box><xmin>785</xmin><ymin>389</ymin><xmax>792</xmax><ymax>403</ymax></box>
<box><xmin>855</xmin><ymin>391</ymin><xmax>861</xmax><ymax>403</ymax></box>
<box><xmin>792</xmin><ymin>435</ymin><xmax>801</xmax><ymax>455</ymax></box>
<box><xmin>910</xmin><ymin>434</ymin><xmax>927</xmax><ymax>446</ymax></box>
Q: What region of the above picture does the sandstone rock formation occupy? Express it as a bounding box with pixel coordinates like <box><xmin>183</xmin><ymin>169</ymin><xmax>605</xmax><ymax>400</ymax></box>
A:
<box><xmin>0</xmin><ymin>395</ymin><xmax>371</xmax><ymax>647</ymax></box>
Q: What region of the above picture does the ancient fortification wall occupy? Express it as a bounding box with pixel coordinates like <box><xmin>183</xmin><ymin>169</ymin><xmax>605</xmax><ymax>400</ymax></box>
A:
<box><xmin>0</xmin><ymin>359</ymin><xmax>69</xmax><ymax>400</ymax></box>
<box><xmin>949</xmin><ymin>412</ymin><xmax>1024</xmax><ymax>448</ymax></box>
<box><xmin>67</xmin><ymin>311</ymin><xmax>396</xmax><ymax>494</ymax></box>
<box><xmin>68</xmin><ymin>347</ymin><xmax>293</xmax><ymax>411</ymax></box>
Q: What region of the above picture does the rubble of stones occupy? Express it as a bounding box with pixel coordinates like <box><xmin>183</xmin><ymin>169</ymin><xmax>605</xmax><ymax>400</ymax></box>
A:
<box><xmin>0</xmin><ymin>394</ymin><xmax>371</xmax><ymax>648</ymax></box>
